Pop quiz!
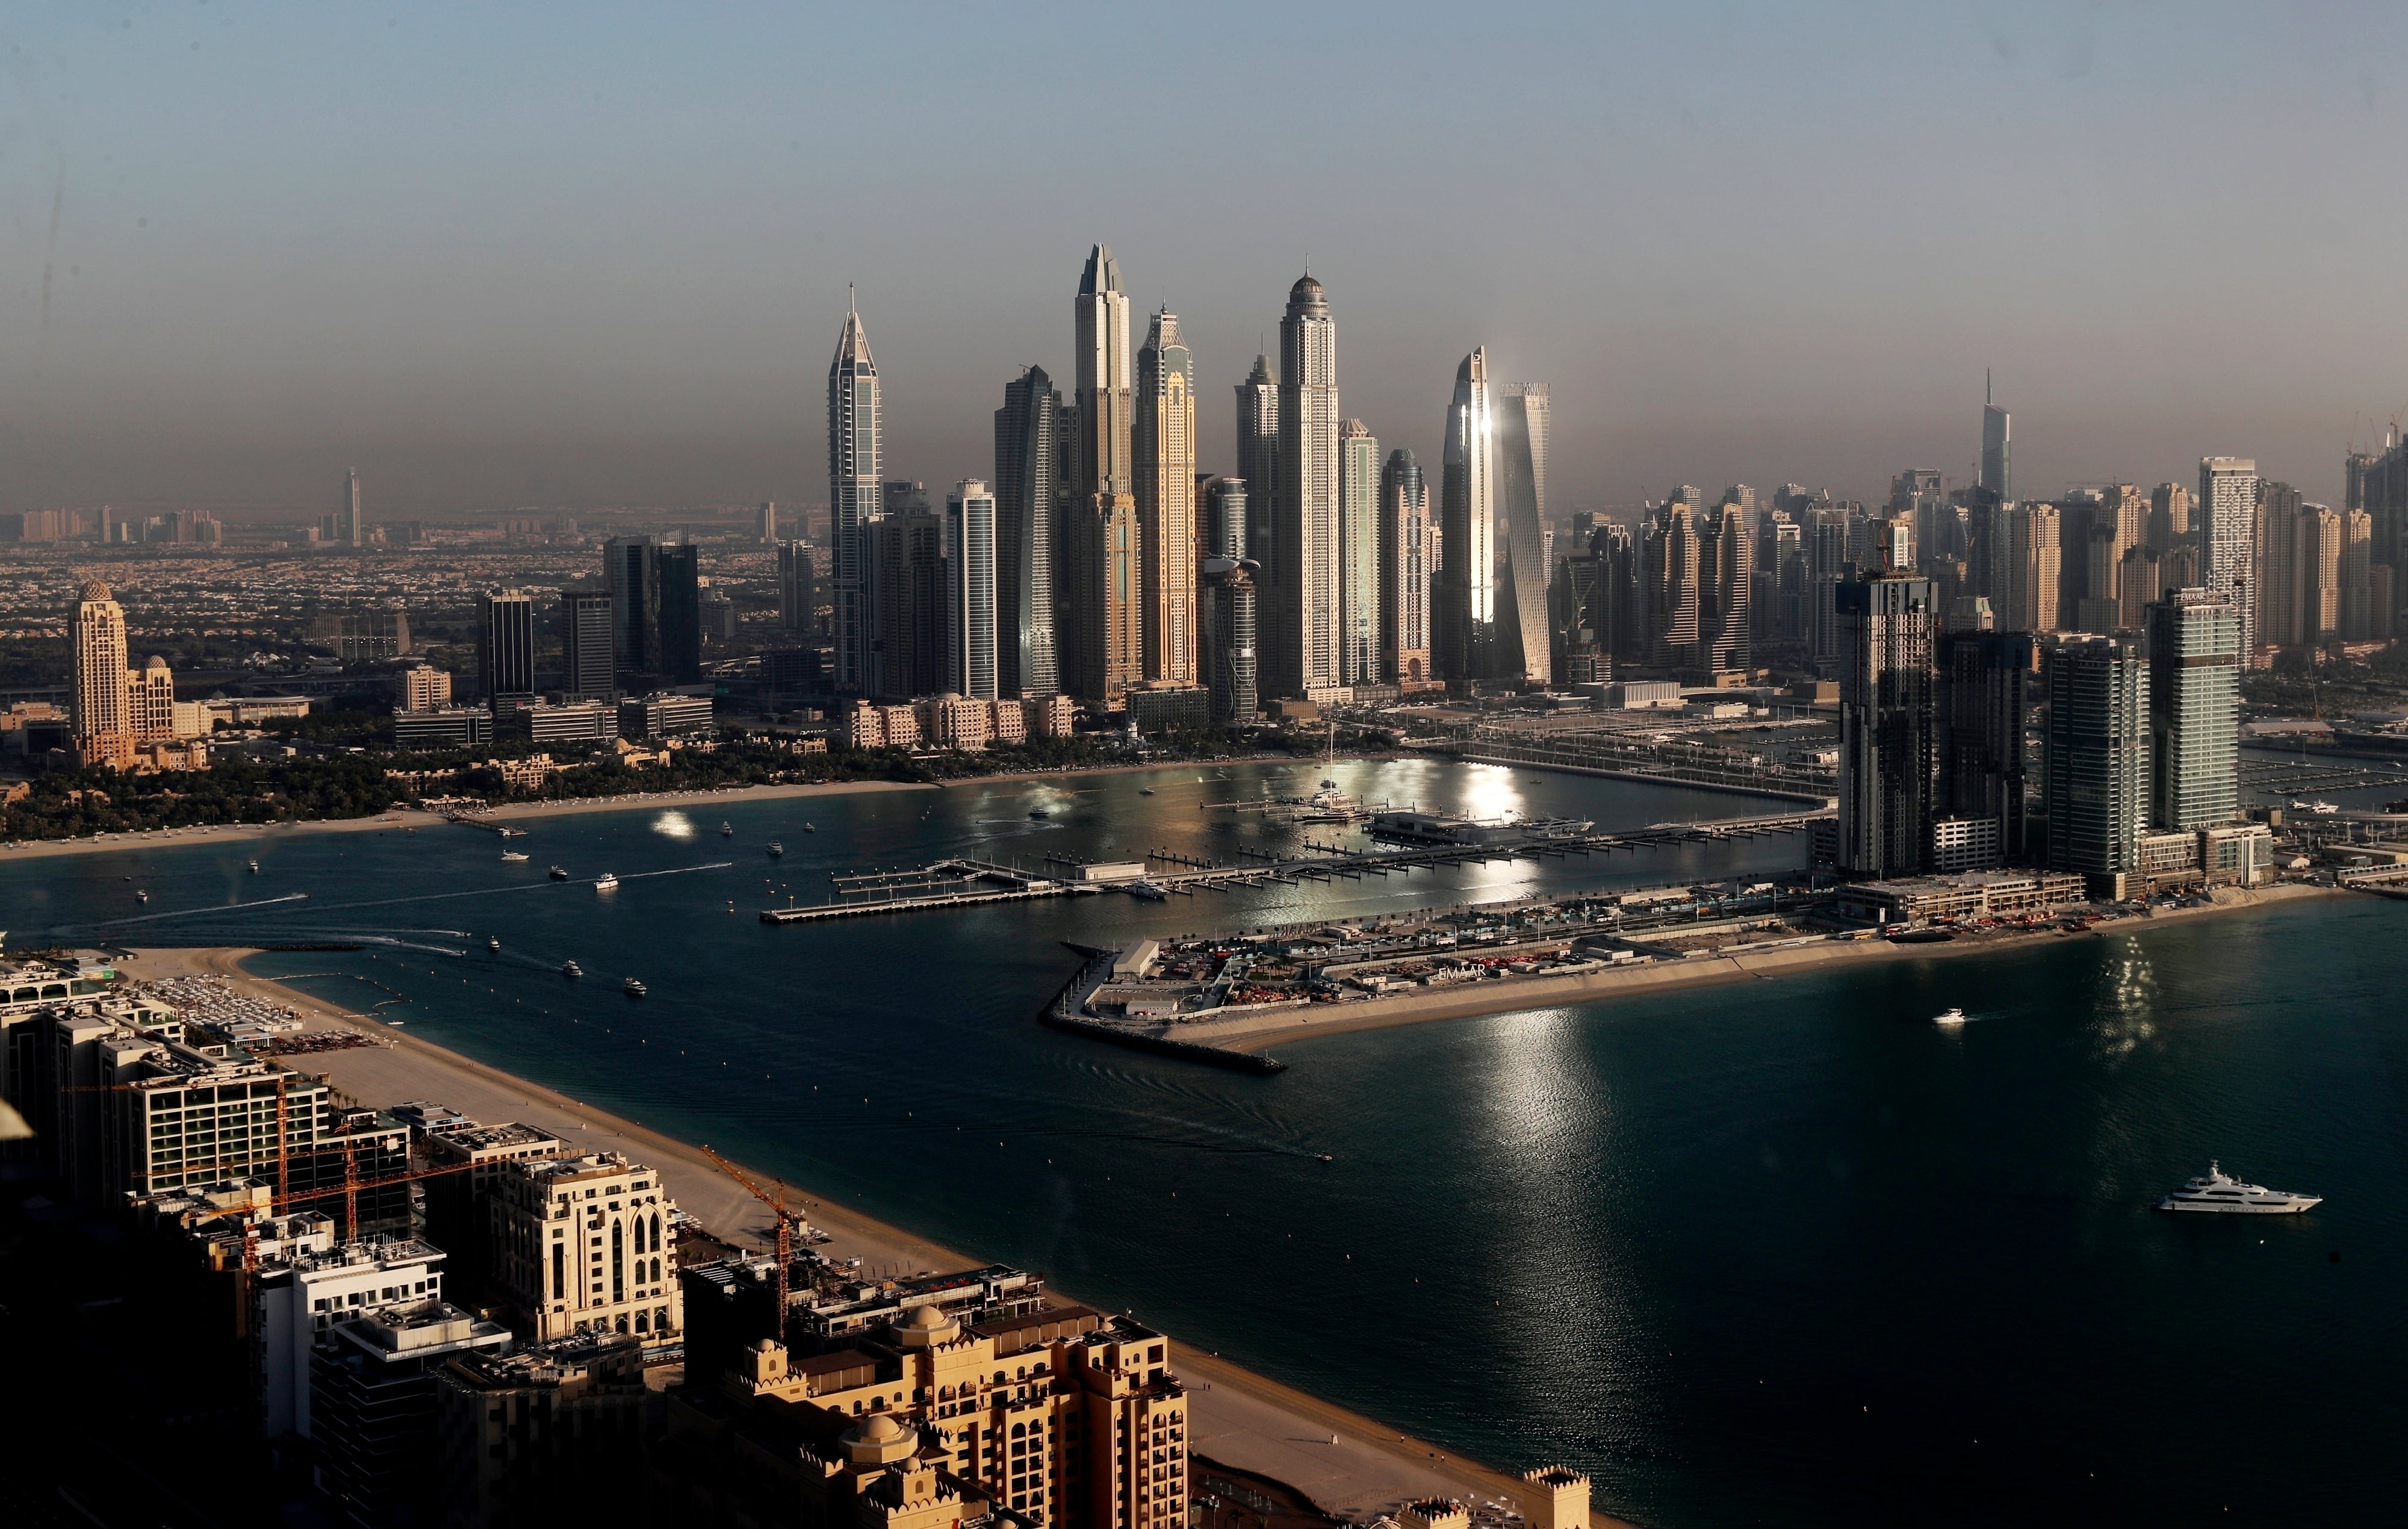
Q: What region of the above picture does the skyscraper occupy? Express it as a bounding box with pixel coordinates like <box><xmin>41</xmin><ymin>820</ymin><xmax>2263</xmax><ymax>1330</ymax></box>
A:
<box><xmin>1935</xmin><ymin>630</ymin><xmax>2034</xmax><ymax>870</ymax></box>
<box><xmin>1648</xmin><ymin>497</ymin><xmax>1704</xmax><ymax>671</ymax></box>
<box><xmin>1378</xmin><ymin>449</ymin><xmax>1432</xmax><ymax>689</ymax></box>
<box><xmin>2044</xmin><ymin>635</ymin><xmax>2152</xmax><ymax>882</ymax></box>
<box><xmin>944</xmin><ymin>480</ymin><xmax>999</xmax><ymax>701</ymax></box>
<box><xmin>2146</xmin><ymin>588</ymin><xmax>2239</xmax><ymax>831</ymax></box>
<box><xmin>1699</xmin><ymin>495</ymin><xmax>1752</xmax><ymax>674</ymax></box>
<box><xmin>1804</xmin><ymin>508</ymin><xmax>1850</xmax><ymax>668</ymax></box>
<box><xmin>1068</xmin><ymin>246</ymin><xmax>1140</xmax><ymax>701</ymax></box>
<box><xmin>559</xmin><ymin>589</ymin><xmax>616</xmax><ymax>700</ymax></box>
<box><xmin>993</xmin><ymin>366</ymin><xmax>1062</xmax><ymax>698</ymax></box>
<box><xmin>477</xmin><ymin>589</ymin><xmax>538</xmax><ymax>703</ymax></box>
<box><xmin>828</xmin><ymin>295</ymin><xmax>882</xmax><ymax>694</ymax></box>
<box><xmin>1493</xmin><ymin>381</ymin><xmax>1553</xmax><ymax>681</ymax></box>
<box><xmin>868</xmin><ymin>507</ymin><xmax>946</xmax><ymax>700</ymax></box>
<box><xmin>69</xmin><ymin>580</ymin><xmax>132</xmax><ymax>765</ymax></box>
<box><xmin>777</xmin><ymin>543</ymin><xmax>816</xmax><ymax>634</ymax></box>
<box><xmin>1136</xmin><ymin>309</ymin><xmax>1197</xmax><ymax>687</ymax></box>
<box><xmin>1271</xmin><ymin>274</ymin><xmax>1340</xmax><ymax>699</ymax></box>
<box><xmin>1979</xmin><ymin>394</ymin><xmax>2011</xmax><ymax>504</ymax></box>
<box><xmin>603</xmin><ymin>536</ymin><xmax>658</xmax><ymax>679</ymax></box>
<box><xmin>344</xmin><ymin>468</ymin><xmax>364</xmax><ymax>548</ymax></box>
<box><xmin>2198</xmin><ymin>456</ymin><xmax>2258</xmax><ymax>659</ymax></box>
<box><xmin>757</xmin><ymin>501</ymin><xmax>778</xmax><ymax>542</ymax></box>
<box><xmin>1434</xmin><ymin>347</ymin><xmax>1494</xmax><ymax>685</ymax></box>
<box><xmin>1234</xmin><ymin>354</ymin><xmax>1279</xmax><ymax>566</ymax></box>
<box><xmin>1202</xmin><ymin>554</ymin><xmax>1259</xmax><ymax>725</ymax></box>
<box><xmin>1337</xmin><ymin>420</ymin><xmax>1383</xmax><ymax>686</ymax></box>
<box><xmin>2147</xmin><ymin>483</ymin><xmax>2190</xmax><ymax>555</ymax></box>
<box><xmin>654</xmin><ymin>544</ymin><xmax>702</xmax><ymax>685</ymax></box>
<box><xmin>2342</xmin><ymin>507</ymin><xmax>2375</xmax><ymax>641</ymax></box>
<box><xmin>1836</xmin><ymin>572</ymin><xmax>1937</xmax><ymax>879</ymax></box>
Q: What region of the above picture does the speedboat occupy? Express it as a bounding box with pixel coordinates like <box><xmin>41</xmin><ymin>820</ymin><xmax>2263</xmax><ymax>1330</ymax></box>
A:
<box><xmin>549</xmin><ymin>866</ymin><xmax>569</xmax><ymax>881</ymax></box>
<box><xmin>720</xmin><ymin>822</ymin><xmax>733</xmax><ymax>836</ymax></box>
<box><xmin>1139</xmin><ymin>787</ymin><xmax>1156</xmax><ymax>796</ymax></box>
<box><xmin>135</xmin><ymin>889</ymin><xmax>149</xmax><ymax>902</ymax></box>
<box><xmin>623</xmin><ymin>976</ymin><xmax>647</xmax><ymax>997</ymax></box>
<box><xmin>248</xmin><ymin>859</ymin><xmax>260</xmax><ymax>873</ymax></box>
<box><xmin>1127</xmin><ymin>880</ymin><xmax>1169</xmax><ymax>901</ymax></box>
<box><xmin>2310</xmin><ymin>801</ymin><xmax>2339</xmax><ymax>815</ymax></box>
<box><xmin>594</xmin><ymin>872</ymin><xmax>619</xmax><ymax>892</ymax></box>
<box><xmin>562</xmin><ymin>961</ymin><xmax>582</xmax><ymax>979</ymax></box>
<box><xmin>2156</xmin><ymin>1161</ymin><xmax>2320</xmax><ymax>1214</ymax></box>
<box><xmin>1029</xmin><ymin>807</ymin><xmax>1051</xmax><ymax>819</ymax></box>
<box><xmin>501</xmin><ymin>850</ymin><xmax>529</xmax><ymax>862</ymax></box>
<box><xmin>768</xmin><ymin>842</ymin><xmax>784</xmax><ymax>858</ymax></box>
<box><xmin>1933</xmin><ymin>1007</ymin><xmax>1967</xmax><ymax>1026</ymax></box>
<box><xmin>488</xmin><ymin>936</ymin><xmax>501</xmax><ymax>952</ymax></box>
<box><xmin>802</xmin><ymin>822</ymin><xmax>815</xmax><ymax>833</ymax></box>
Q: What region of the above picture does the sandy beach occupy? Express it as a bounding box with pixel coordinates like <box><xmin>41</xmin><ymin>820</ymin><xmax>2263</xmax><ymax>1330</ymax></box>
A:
<box><xmin>125</xmin><ymin>943</ymin><xmax>1615</xmax><ymax>1527</ymax></box>
<box><xmin>1175</xmin><ymin>883</ymin><xmax>2345</xmax><ymax>1055</ymax></box>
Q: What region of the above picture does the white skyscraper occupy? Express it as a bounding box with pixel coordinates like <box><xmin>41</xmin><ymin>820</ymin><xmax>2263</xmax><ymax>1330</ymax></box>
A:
<box><xmin>828</xmin><ymin>293</ymin><xmax>882</xmax><ymax>694</ymax></box>
<box><xmin>2198</xmin><ymin>456</ymin><xmax>2258</xmax><ymax>659</ymax></box>
<box><xmin>945</xmin><ymin>480</ymin><xmax>999</xmax><ymax>701</ymax></box>
<box><xmin>1272</xmin><ymin>274</ymin><xmax>1340</xmax><ymax>698</ymax></box>
<box><xmin>344</xmin><ymin>468</ymin><xmax>363</xmax><ymax>548</ymax></box>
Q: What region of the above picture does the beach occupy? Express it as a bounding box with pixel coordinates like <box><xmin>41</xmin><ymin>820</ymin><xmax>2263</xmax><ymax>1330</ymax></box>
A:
<box><xmin>127</xmin><ymin>943</ymin><xmax>1616</xmax><ymax>1528</ymax></box>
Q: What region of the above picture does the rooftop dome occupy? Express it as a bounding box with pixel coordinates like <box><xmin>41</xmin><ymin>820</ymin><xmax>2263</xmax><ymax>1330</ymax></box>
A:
<box><xmin>1289</xmin><ymin>273</ymin><xmax>1325</xmax><ymax>305</ymax></box>
<box><xmin>894</xmin><ymin>1303</ymin><xmax>961</xmax><ymax>1348</ymax></box>
<box><xmin>78</xmin><ymin>579</ymin><xmax>113</xmax><ymax>603</ymax></box>
<box><xmin>145</xmin><ymin>654</ymin><xmax>169</xmax><ymax>670</ymax></box>
<box><xmin>856</xmin><ymin>1414</ymin><xmax>908</xmax><ymax>1443</ymax></box>
<box><xmin>842</xmin><ymin>1410</ymin><xmax>922</xmax><ymax>1466</ymax></box>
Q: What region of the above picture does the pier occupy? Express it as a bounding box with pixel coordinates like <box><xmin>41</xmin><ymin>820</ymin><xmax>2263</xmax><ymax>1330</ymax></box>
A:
<box><xmin>760</xmin><ymin>809</ymin><xmax>1831</xmax><ymax>924</ymax></box>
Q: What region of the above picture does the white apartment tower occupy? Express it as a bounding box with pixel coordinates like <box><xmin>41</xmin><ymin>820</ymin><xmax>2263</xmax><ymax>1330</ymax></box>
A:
<box><xmin>2198</xmin><ymin>456</ymin><xmax>2258</xmax><ymax>659</ymax></box>
<box><xmin>828</xmin><ymin>293</ymin><xmax>883</xmax><ymax>694</ymax></box>
<box><xmin>70</xmin><ymin>580</ymin><xmax>132</xmax><ymax>741</ymax></box>
<box><xmin>1273</xmin><ymin>273</ymin><xmax>1341</xmax><ymax>698</ymax></box>
<box><xmin>946</xmin><ymin>479</ymin><xmax>999</xmax><ymax>701</ymax></box>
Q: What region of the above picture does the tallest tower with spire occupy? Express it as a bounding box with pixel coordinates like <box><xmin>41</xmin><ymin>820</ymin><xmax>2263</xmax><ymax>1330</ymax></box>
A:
<box><xmin>828</xmin><ymin>290</ymin><xmax>882</xmax><ymax>695</ymax></box>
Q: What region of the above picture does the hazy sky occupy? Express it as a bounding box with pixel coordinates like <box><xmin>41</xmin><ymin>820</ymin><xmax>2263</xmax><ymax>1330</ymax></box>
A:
<box><xmin>5</xmin><ymin>2</ymin><xmax>2406</xmax><ymax>518</ymax></box>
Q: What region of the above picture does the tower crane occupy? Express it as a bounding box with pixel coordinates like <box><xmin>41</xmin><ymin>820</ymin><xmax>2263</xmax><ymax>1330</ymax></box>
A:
<box><xmin>701</xmin><ymin>1145</ymin><xmax>801</xmax><ymax>1336</ymax></box>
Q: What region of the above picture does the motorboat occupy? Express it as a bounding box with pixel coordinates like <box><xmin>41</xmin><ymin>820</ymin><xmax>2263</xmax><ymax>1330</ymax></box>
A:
<box><xmin>135</xmin><ymin>889</ymin><xmax>150</xmax><ymax>902</ymax></box>
<box><xmin>549</xmin><ymin>866</ymin><xmax>569</xmax><ymax>880</ymax></box>
<box><xmin>501</xmin><ymin>849</ymin><xmax>529</xmax><ymax>862</ymax></box>
<box><xmin>1139</xmin><ymin>787</ymin><xmax>1156</xmax><ymax>796</ymax></box>
<box><xmin>720</xmin><ymin>821</ymin><xmax>734</xmax><ymax>836</ymax></box>
<box><xmin>622</xmin><ymin>976</ymin><xmax>647</xmax><ymax>997</ymax></box>
<box><xmin>768</xmin><ymin>842</ymin><xmax>784</xmax><ymax>858</ymax></box>
<box><xmin>2310</xmin><ymin>801</ymin><xmax>2339</xmax><ymax>814</ymax></box>
<box><xmin>1029</xmin><ymin>807</ymin><xmax>1052</xmax><ymax>819</ymax></box>
<box><xmin>2156</xmin><ymin>1161</ymin><xmax>2320</xmax><ymax>1214</ymax></box>
<box><xmin>562</xmin><ymin>961</ymin><xmax>582</xmax><ymax>979</ymax></box>
<box><xmin>1126</xmin><ymin>880</ymin><xmax>1169</xmax><ymax>901</ymax></box>
<box><xmin>248</xmin><ymin>859</ymin><xmax>261</xmax><ymax>873</ymax></box>
<box><xmin>594</xmin><ymin>872</ymin><xmax>619</xmax><ymax>892</ymax></box>
<box><xmin>802</xmin><ymin>822</ymin><xmax>815</xmax><ymax>833</ymax></box>
<box><xmin>1933</xmin><ymin>1007</ymin><xmax>1968</xmax><ymax>1025</ymax></box>
<box><xmin>488</xmin><ymin>936</ymin><xmax>501</xmax><ymax>952</ymax></box>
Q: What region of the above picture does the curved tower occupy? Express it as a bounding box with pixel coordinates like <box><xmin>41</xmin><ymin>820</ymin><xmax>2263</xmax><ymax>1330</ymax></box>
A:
<box><xmin>1436</xmin><ymin>347</ymin><xmax>1494</xmax><ymax>684</ymax></box>
<box><xmin>1137</xmin><ymin>307</ymin><xmax>1197</xmax><ymax>686</ymax></box>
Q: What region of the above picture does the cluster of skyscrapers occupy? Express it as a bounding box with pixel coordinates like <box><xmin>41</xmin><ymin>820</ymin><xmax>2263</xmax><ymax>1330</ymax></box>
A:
<box><xmin>821</xmin><ymin>251</ymin><xmax>1545</xmax><ymax>725</ymax></box>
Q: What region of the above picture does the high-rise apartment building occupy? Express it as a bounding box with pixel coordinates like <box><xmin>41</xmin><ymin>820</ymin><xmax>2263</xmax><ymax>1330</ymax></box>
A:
<box><xmin>1235</xmin><ymin>354</ymin><xmax>1279</xmax><ymax>565</ymax></box>
<box><xmin>1202</xmin><ymin>554</ymin><xmax>1259</xmax><ymax>725</ymax></box>
<box><xmin>828</xmin><ymin>297</ymin><xmax>883</xmax><ymax>694</ymax></box>
<box><xmin>344</xmin><ymin>468</ymin><xmax>364</xmax><ymax>548</ymax></box>
<box><xmin>1934</xmin><ymin>631</ymin><xmax>2034</xmax><ymax>871</ymax></box>
<box><xmin>128</xmin><ymin>655</ymin><xmax>176</xmax><ymax>743</ymax></box>
<box><xmin>477</xmin><ymin>589</ymin><xmax>538</xmax><ymax>702</ymax></box>
<box><xmin>757</xmin><ymin>501</ymin><xmax>778</xmax><ymax>542</ymax></box>
<box><xmin>2342</xmin><ymin>508</ymin><xmax>2376</xmax><ymax>640</ymax></box>
<box><xmin>2146</xmin><ymin>589</ymin><xmax>2239</xmax><ymax>831</ymax></box>
<box><xmin>776</xmin><ymin>542</ymin><xmax>816</xmax><ymax>634</ymax></box>
<box><xmin>1804</xmin><ymin>509</ymin><xmax>1850</xmax><ymax>668</ymax></box>
<box><xmin>1337</xmin><ymin>420</ymin><xmax>1383</xmax><ymax>685</ymax></box>
<box><xmin>1493</xmin><ymin>381</ymin><xmax>1553</xmax><ymax>681</ymax></box>
<box><xmin>1991</xmin><ymin>503</ymin><xmax>2061</xmax><ymax>634</ymax></box>
<box><xmin>1647</xmin><ymin>498</ymin><xmax>1704</xmax><ymax>671</ymax></box>
<box><xmin>2044</xmin><ymin>636</ymin><xmax>2152</xmax><ymax>882</ymax></box>
<box><xmin>1435</xmin><ymin>348</ymin><xmax>1495</xmax><ymax>684</ymax></box>
<box><xmin>1979</xmin><ymin>397</ymin><xmax>2011</xmax><ymax>503</ymax></box>
<box><xmin>1378</xmin><ymin>448</ymin><xmax>1433</xmax><ymax>689</ymax></box>
<box><xmin>869</xmin><ymin>509</ymin><xmax>948</xmax><ymax>701</ymax></box>
<box><xmin>2198</xmin><ymin>456</ymin><xmax>2258</xmax><ymax>659</ymax></box>
<box><xmin>603</xmin><ymin>536</ymin><xmax>659</xmax><ymax>679</ymax></box>
<box><xmin>1699</xmin><ymin>497</ymin><xmax>1752</xmax><ymax>674</ymax></box>
<box><xmin>1836</xmin><ymin>572</ymin><xmax>1937</xmax><ymax>879</ymax></box>
<box><xmin>69</xmin><ymin>580</ymin><xmax>133</xmax><ymax>768</ymax></box>
<box><xmin>1067</xmin><ymin>246</ymin><xmax>1141</xmax><ymax>702</ymax></box>
<box><xmin>2147</xmin><ymin>482</ymin><xmax>2190</xmax><ymax>555</ymax></box>
<box><xmin>559</xmin><ymin>589</ymin><xmax>615</xmax><ymax>699</ymax></box>
<box><xmin>1271</xmin><ymin>274</ymin><xmax>1341</xmax><ymax>698</ymax></box>
<box><xmin>1135</xmin><ymin>309</ymin><xmax>1198</xmax><ymax>687</ymax></box>
<box><xmin>945</xmin><ymin>481</ymin><xmax>999</xmax><ymax>701</ymax></box>
<box><xmin>994</xmin><ymin>367</ymin><xmax>1063</xmax><ymax>697</ymax></box>
<box><xmin>491</xmin><ymin>1152</ymin><xmax>683</xmax><ymax>1345</ymax></box>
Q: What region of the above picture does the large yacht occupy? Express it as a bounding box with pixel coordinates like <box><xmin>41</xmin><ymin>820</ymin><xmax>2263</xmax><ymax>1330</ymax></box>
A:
<box><xmin>2156</xmin><ymin>1161</ymin><xmax>2321</xmax><ymax>1214</ymax></box>
<box><xmin>594</xmin><ymin>872</ymin><xmax>619</xmax><ymax>892</ymax></box>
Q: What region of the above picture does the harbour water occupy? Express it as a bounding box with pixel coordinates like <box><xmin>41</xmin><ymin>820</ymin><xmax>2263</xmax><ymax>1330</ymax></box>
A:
<box><xmin>10</xmin><ymin>757</ymin><xmax>2404</xmax><ymax>1527</ymax></box>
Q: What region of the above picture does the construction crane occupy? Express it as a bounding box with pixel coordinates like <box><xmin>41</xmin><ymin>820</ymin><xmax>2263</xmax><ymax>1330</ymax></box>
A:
<box><xmin>701</xmin><ymin>1144</ymin><xmax>798</xmax><ymax>1335</ymax></box>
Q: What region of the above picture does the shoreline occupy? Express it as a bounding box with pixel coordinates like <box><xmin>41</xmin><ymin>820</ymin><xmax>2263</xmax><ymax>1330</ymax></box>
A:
<box><xmin>1162</xmin><ymin>883</ymin><xmax>2344</xmax><ymax>1054</ymax></box>
<box><xmin>123</xmin><ymin>943</ymin><xmax>1607</xmax><ymax>1528</ymax></box>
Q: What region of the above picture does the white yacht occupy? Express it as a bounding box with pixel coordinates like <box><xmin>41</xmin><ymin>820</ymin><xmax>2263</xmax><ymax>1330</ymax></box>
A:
<box><xmin>1933</xmin><ymin>1006</ymin><xmax>1968</xmax><ymax>1026</ymax></box>
<box><xmin>594</xmin><ymin>872</ymin><xmax>619</xmax><ymax>892</ymax></box>
<box><xmin>2156</xmin><ymin>1161</ymin><xmax>2321</xmax><ymax>1214</ymax></box>
<box><xmin>501</xmin><ymin>849</ymin><xmax>529</xmax><ymax>862</ymax></box>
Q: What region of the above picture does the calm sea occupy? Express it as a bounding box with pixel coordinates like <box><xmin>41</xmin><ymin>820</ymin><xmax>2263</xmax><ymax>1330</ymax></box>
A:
<box><xmin>10</xmin><ymin>757</ymin><xmax>2403</xmax><ymax>1527</ymax></box>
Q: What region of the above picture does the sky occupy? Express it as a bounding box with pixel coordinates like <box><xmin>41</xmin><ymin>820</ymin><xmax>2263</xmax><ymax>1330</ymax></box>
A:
<box><xmin>4</xmin><ymin>1</ymin><xmax>2407</xmax><ymax>519</ymax></box>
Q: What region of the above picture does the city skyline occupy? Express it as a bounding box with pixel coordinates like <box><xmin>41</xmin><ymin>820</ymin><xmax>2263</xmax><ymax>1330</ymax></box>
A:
<box><xmin>5</xmin><ymin>7</ymin><xmax>2406</xmax><ymax>516</ymax></box>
